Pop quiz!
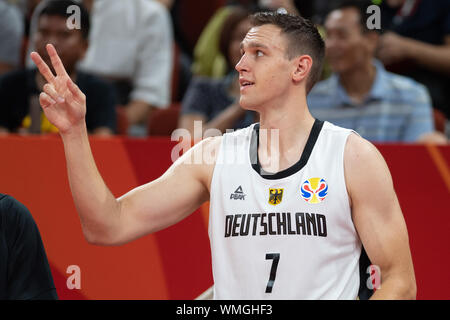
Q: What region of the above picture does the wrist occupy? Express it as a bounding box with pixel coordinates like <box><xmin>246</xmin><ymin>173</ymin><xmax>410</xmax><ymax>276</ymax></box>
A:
<box><xmin>60</xmin><ymin>122</ymin><xmax>88</xmax><ymax>141</ymax></box>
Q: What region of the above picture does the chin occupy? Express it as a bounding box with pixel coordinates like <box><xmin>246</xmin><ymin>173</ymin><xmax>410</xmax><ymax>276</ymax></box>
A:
<box><xmin>239</xmin><ymin>98</ymin><xmax>258</xmax><ymax>112</ymax></box>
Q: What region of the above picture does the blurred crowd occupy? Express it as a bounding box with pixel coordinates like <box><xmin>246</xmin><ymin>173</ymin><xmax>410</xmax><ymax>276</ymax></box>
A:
<box><xmin>0</xmin><ymin>0</ymin><xmax>448</xmax><ymax>143</ymax></box>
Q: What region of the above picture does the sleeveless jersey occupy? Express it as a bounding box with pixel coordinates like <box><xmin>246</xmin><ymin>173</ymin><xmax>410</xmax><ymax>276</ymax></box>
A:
<box><xmin>208</xmin><ymin>120</ymin><xmax>362</xmax><ymax>299</ymax></box>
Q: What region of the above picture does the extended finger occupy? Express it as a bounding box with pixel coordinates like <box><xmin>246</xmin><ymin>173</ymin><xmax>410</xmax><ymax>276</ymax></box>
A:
<box><xmin>46</xmin><ymin>44</ymin><xmax>69</xmax><ymax>77</ymax></box>
<box><xmin>66</xmin><ymin>78</ymin><xmax>85</xmax><ymax>103</ymax></box>
<box><xmin>43</xmin><ymin>83</ymin><xmax>65</xmax><ymax>104</ymax></box>
<box><xmin>39</xmin><ymin>92</ymin><xmax>56</xmax><ymax>109</ymax></box>
<box><xmin>30</xmin><ymin>52</ymin><xmax>55</xmax><ymax>84</ymax></box>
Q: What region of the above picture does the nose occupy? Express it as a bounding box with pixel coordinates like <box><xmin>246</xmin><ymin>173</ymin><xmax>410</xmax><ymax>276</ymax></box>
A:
<box><xmin>235</xmin><ymin>54</ymin><xmax>249</xmax><ymax>73</ymax></box>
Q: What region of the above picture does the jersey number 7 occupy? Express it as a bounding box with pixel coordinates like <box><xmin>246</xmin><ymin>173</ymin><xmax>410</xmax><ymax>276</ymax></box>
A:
<box><xmin>265</xmin><ymin>253</ymin><xmax>280</xmax><ymax>293</ymax></box>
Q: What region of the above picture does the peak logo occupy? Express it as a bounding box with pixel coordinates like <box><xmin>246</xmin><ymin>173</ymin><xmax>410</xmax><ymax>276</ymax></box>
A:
<box><xmin>300</xmin><ymin>178</ymin><xmax>328</xmax><ymax>204</ymax></box>
<box><xmin>230</xmin><ymin>186</ymin><xmax>246</xmax><ymax>200</ymax></box>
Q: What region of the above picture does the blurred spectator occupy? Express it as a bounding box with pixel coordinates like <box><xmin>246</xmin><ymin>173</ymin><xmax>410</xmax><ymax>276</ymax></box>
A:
<box><xmin>0</xmin><ymin>193</ymin><xmax>58</xmax><ymax>300</ymax></box>
<box><xmin>154</xmin><ymin>0</ymin><xmax>192</xmax><ymax>102</ymax></box>
<box><xmin>0</xmin><ymin>1</ymin><xmax>25</xmax><ymax>75</ymax></box>
<box><xmin>78</xmin><ymin>0</ymin><xmax>174</xmax><ymax>136</ymax></box>
<box><xmin>377</xmin><ymin>0</ymin><xmax>450</xmax><ymax>132</ymax></box>
<box><xmin>0</xmin><ymin>0</ymin><xmax>116</xmax><ymax>135</ymax></box>
<box><xmin>310</xmin><ymin>0</ymin><xmax>342</xmax><ymax>24</ymax></box>
<box><xmin>24</xmin><ymin>0</ymin><xmax>45</xmax><ymax>34</ymax></box>
<box><xmin>307</xmin><ymin>0</ymin><xmax>441</xmax><ymax>143</ymax></box>
<box><xmin>178</xmin><ymin>7</ymin><xmax>256</xmax><ymax>137</ymax></box>
<box><xmin>192</xmin><ymin>0</ymin><xmax>301</xmax><ymax>79</ymax></box>
<box><xmin>192</xmin><ymin>6</ymin><xmax>234</xmax><ymax>78</ymax></box>
<box><xmin>170</xmin><ymin>0</ymin><xmax>226</xmax><ymax>60</ymax></box>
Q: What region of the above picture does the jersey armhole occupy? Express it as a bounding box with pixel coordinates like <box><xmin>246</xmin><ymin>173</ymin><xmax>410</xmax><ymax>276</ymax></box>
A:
<box><xmin>342</xmin><ymin>131</ymin><xmax>360</xmax><ymax>211</ymax></box>
<box><xmin>208</xmin><ymin>135</ymin><xmax>226</xmax><ymax>238</ymax></box>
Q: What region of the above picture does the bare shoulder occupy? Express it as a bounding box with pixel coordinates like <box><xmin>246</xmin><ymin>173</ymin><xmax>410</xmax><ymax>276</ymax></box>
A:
<box><xmin>343</xmin><ymin>133</ymin><xmax>394</xmax><ymax>204</ymax></box>
<box><xmin>344</xmin><ymin>133</ymin><xmax>384</xmax><ymax>162</ymax></box>
<box><xmin>344</xmin><ymin>133</ymin><xmax>390</xmax><ymax>172</ymax></box>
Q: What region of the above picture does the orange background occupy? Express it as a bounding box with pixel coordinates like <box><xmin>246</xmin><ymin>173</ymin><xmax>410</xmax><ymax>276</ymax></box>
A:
<box><xmin>0</xmin><ymin>135</ymin><xmax>449</xmax><ymax>299</ymax></box>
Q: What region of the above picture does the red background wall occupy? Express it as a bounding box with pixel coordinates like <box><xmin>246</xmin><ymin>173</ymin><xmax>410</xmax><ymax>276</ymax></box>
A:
<box><xmin>0</xmin><ymin>135</ymin><xmax>448</xmax><ymax>299</ymax></box>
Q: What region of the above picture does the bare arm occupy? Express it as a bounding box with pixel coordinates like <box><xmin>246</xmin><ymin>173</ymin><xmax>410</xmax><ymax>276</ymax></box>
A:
<box><xmin>378</xmin><ymin>33</ymin><xmax>450</xmax><ymax>75</ymax></box>
<box><xmin>178</xmin><ymin>113</ymin><xmax>207</xmax><ymax>139</ymax></box>
<box><xmin>124</xmin><ymin>100</ymin><xmax>153</xmax><ymax>126</ymax></box>
<box><xmin>344</xmin><ymin>134</ymin><xmax>416</xmax><ymax>299</ymax></box>
<box><xmin>31</xmin><ymin>44</ymin><xmax>217</xmax><ymax>246</ymax></box>
<box><xmin>203</xmin><ymin>102</ymin><xmax>246</xmax><ymax>133</ymax></box>
<box><xmin>62</xmin><ymin>123</ymin><xmax>216</xmax><ymax>246</ymax></box>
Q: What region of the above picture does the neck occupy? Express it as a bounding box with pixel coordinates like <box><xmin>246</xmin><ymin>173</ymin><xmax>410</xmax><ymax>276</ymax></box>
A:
<box><xmin>339</xmin><ymin>62</ymin><xmax>376</xmax><ymax>104</ymax></box>
<box><xmin>257</xmin><ymin>93</ymin><xmax>316</xmax><ymax>173</ymax></box>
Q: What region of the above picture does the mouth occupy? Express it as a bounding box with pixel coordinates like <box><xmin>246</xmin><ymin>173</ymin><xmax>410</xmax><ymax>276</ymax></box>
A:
<box><xmin>239</xmin><ymin>79</ymin><xmax>255</xmax><ymax>91</ymax></box>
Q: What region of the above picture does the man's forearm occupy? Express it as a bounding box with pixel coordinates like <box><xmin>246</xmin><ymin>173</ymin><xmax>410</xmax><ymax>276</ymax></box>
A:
<box><xmin>405</xmin><ymin>38</ymin><xmax>450</xmax><ymax>75</ymax></box>
<box><xmin>204</xmin><ymin>103</ymin><xmax>246</xmax><ymax>134</ymax></box>
<box><xmin>61</xmin><ymin>123</ymin><xmax>121</xmax><ymax>245</ymax></box>
<box><xmin>125</xmin><ymin>100</ymin><xmax>153</xmax><ymax>125</ymax></box>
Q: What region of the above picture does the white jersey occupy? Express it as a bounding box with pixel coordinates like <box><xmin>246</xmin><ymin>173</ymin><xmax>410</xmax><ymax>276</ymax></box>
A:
<box><xmin>209</xmin><ymin>120</ymin><xmax>362</xmax><ymax>299</ymax></box>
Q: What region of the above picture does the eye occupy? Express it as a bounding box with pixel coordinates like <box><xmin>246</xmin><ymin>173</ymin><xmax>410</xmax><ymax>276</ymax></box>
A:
<box><xmin>256</xmin><ymin>50</ymin><xmax>264</xmax><ymax>57</ymax></box>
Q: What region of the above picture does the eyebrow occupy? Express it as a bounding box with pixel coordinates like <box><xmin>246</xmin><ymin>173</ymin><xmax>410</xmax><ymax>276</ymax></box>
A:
<box><xmin>239</xmin><ymin>41</ymin><xmax>270</xmax><ymax>51</ymax></box>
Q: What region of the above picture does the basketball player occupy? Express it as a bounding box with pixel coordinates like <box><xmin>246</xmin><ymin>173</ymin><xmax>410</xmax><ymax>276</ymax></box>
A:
<box><xmin>30</xmin><ymin>12</ymin><xmax>416</xmax><ymax>299</ymax></box>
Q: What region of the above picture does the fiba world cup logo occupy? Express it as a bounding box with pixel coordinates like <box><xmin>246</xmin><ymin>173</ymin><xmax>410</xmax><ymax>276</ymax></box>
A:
<box><xmin>300</xmin><ymin>178</ymin><xmax>328</xmax><ymax>204</ymax></box>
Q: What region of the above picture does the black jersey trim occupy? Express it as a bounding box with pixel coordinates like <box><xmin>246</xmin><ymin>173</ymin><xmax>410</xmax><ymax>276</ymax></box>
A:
<box><xmin>250</xmin><ymin>119</ymin><xmax>324</xmax><ymax>180</ymax></box>
<box><xmin>358</xmin><ymin>246</ymin><xmax>374</xmax><ymax>300</ymax></box>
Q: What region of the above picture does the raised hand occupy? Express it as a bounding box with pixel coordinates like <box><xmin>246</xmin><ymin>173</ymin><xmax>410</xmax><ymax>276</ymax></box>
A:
<box><xmin>30</xmin><ymin>44</ymin><xmax>86</xmax><ymax>134</ymax></box>
<box><xmin>377</xmin><ymin>32</ymin><xmax>410</xmax><ymax>65</ymax></box>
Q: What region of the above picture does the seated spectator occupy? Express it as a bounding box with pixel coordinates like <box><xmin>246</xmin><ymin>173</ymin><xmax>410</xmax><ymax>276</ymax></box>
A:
<box><xmin>78</xmin><ymin>0</ymin><xmax>173</xmax><ymax>136</ymax></box>
<box><xmin>0</xmin><ymin>0</ymin><xmax>116</xmax><ymax>135</ymax></box>
<box><xmin>192</xmin><ymin>1</ymin><xmax>299</xmax><ymax>79</ymax></box>
<box><xmin>307</xmin><ymin>0</ymin><xmax>439</xmax><ymax>143</ymax></box>
<box><xmin>0</xmin><ymin>193</ymin><xmax>58</xmax><ymax>299</ymax></box>
<box><xmin>0</xmin><ymin>1</ymin><xmax>25</xmax><ymax>75</ymax></box>
<box><xmin>191</xmin><ymin>6</ymin><xmax>234</xmax><ymax>79</ymax></box>
<box><xmin>178</xmin><ymin>7</ymin><xmax>257</xmax><ymax>138</ymax></box>
<box><xmin>154</xmin><ymin>0</ymin><xmax>192</xmax><ymax>102</ymax></box>
<box><xmin>377</xmin><ymin>0</ymin><xmax>450</xmax><ymax>129</ymax></box>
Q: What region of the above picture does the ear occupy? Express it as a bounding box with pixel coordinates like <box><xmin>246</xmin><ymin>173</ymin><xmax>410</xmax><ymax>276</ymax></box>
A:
<box><xmin>292</xmin><ymin>55</ymin><xmax>313</xmax><ymax>84</ymax></box>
